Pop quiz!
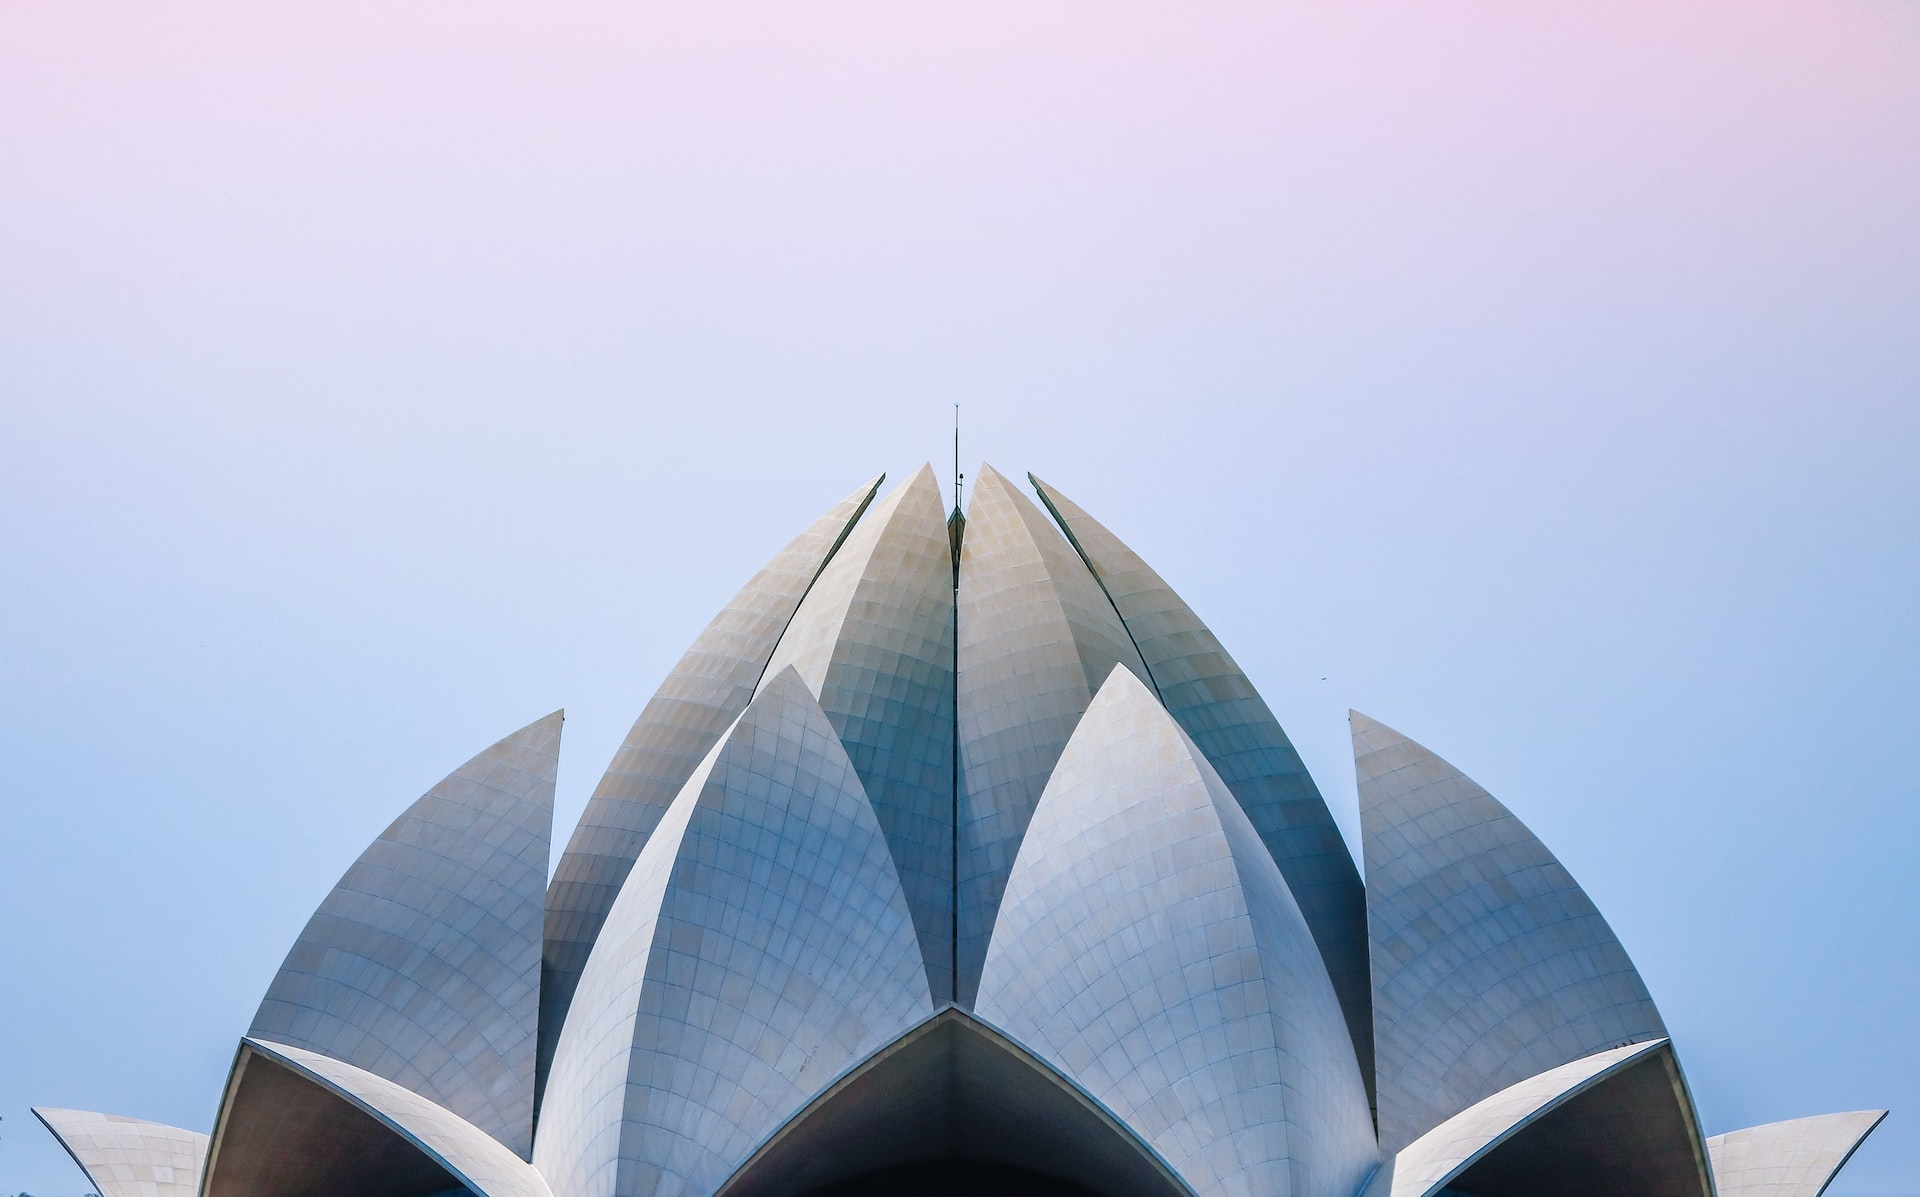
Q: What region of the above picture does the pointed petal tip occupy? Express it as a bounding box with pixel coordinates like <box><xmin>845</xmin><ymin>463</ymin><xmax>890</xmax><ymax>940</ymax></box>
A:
<box><xmin>1348</xmin><ymin>711</ymin><xmax>1418</xmax><ymax>757</ymax></box>
<box><xmin>1348</xmin><ymin>709</ymin><xmax>1392</xmax><ymax>740</ymax></box>
<box><xmin>1022</xmin><ymin>471</ymin><xmax>1077</xmax><ymax>511</ymax></box>
<box><xmin>1092</xmin><ymin>660</ymin><xmax>1157</xmax><ymax>704</ymax></box>
<box><xmin>860</xmin><ymin>465</ymin><xmax>943</xmax><ymax>515</ymax></box>
<box><xmin>904</xmin><ymin>463</ymin><xmax>946</xmax><ymax>497</ymax></box>
<box><xmin>760</xmin><ymin>662</ymin><xmax>811</xmax><ymax>695</ymax></box>
<box><xmin>1024</xmin><ymin>471</ymin><xmax>1076</xmax><ymax>517</ymax></box>
<box><xmin>501</xmin><ymin>710</ymin><xmax>565</xmax><ymax>754</ymax></box>
<box><xmin>835</xmin><ymin>471</ymin><xmax>885</xmax><ymax>499</ymax></box>
<box><xmin>822</xmin><ymin>472</ymin><xmax>886</xmax><ymax>522</ymax></box>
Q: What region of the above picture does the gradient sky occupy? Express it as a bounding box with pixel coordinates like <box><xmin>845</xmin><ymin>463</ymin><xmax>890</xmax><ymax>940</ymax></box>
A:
<box><xmin>3</xmin><ymin>3</ymin><xmax>1917</xmax><ymax>1194</ymax></box>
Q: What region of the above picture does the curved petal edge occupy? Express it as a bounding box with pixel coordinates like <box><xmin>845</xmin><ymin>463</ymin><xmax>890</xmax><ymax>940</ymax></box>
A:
<box><xmin>1708</xmin><ymin>1110</ymin><xmax>1889</xmax><ymax>1197</ymax></box>
<box><xmin>215</xmin><ymin>1039</ymin><xmax>552</xmax><ymax>1197</ymax></box>
<box><xmin>31</xmin><ymin>1108</ymin><xmax>207</xmax><ymax>1197</ymax></box>
<box><xmin>1365</xmin><ymin>1039</ymin><xmax>1669</xmax><ymax>1197</ymax></box>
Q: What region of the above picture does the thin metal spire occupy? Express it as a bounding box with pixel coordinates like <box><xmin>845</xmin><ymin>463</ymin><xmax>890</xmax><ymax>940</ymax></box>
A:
<box><xmin>946</xmin><ymin>404</ymin><xmax>966</xmax><ymax>579</ymax></box>
<box><xmin>953</xmin><ymin>403</ymin><xmax>963</xmax><ymax>512</ymax></box>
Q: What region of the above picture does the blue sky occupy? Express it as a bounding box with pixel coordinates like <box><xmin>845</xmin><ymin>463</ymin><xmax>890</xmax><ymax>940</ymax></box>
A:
<box><xmin>2</xmin><ymin>3</ymin><xmax>1916</xmax><ymax>1193</ymax></box>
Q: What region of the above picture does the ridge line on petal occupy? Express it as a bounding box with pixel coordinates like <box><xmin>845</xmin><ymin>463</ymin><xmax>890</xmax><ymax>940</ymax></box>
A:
<box><xmin>746</xmin><ymin>470</ymin><xmax>887</xmax><ymax>696</ymax></box>
<box><xmin>1027</xmin><ymin>471</ymin><xmax>1164</xmax><ymax>700</ymax></box>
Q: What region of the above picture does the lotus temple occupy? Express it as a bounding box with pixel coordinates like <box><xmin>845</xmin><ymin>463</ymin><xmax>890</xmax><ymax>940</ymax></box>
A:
<box><xmin>33</xmin><ymin>465</ymin><xmax>1886</xmax><ymax>1197</ymax></box>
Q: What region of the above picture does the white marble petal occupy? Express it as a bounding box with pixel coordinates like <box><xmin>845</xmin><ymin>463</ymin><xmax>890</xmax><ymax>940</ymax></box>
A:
<box><xmin>978</xmin><ymin>668</ymin><xmax>1375</xmax><ymax>1197</ymax></box>
<box><xmin>31</xmin><ymin>1108</ymin><xmax>207</xmax><ymax>1197</ymax></box>
<box><xmin>1354</xmin><ymin>710</ymin><xmax>1667</xmax><ymax>1154</ymax></box>
<box><xmin>954</xmin><ymin>463</ymin><xmax>1149</xmax><ymax>1005</ymax></box>
<box><xmin>535</xmin><ymin>668</ymin><xmax>934</xmax><ymax>1197</ymax></box>
<box><xmin>757</xmin><ymin>466</ymin><xmax>956</xmax><ymax>1000</ymax></box>
<box><xmin>541</xmin><ymin>475</ymin><xmax>883</xmax><ymax>1090</ymax></box>
<box><xmin>251</xmin><ymin>711</ymin><xmax>560</xmax><ymax>1157</ymax></box>
<box><xmin>1030</xmin><ymin>473</ymin><xmax>1372</xmax><ymax>1086</ymax></box>
<box><xmin>1709</xmin><ymin>1110</ymin><xmax>1888</xmax><ymax>1197</ymax></box>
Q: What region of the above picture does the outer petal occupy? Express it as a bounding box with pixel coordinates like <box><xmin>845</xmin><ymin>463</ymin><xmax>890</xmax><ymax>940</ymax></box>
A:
<box><xmin>1390</xmin><ymin>1036</ymin><xmax>1710</xmax><ymax>1197</ymax></box>
<box><xmin>1353</xmin><ymin>710</ymin><xmax>1668</xmax><ymax>1154</ymax></box>
<box><xmin>1708</xmin><ymin>1110</ymin><xmax>1888</xmax><ymax>1197</ymax></box>
<box><xmin>977</xmin><ymin>668</ymin><xmax>1376</xmax><ymax>1197</ymax></box>
<box><xmin>250</xmin><ymin>711</ymin><xmax>560</xmax><ymax>1157</ymax></box>
<box><xmin>31</xmin><ymin>1109</ymin><xmax>207</xmax><ymax>1197</ymax></box>
<box><xmin>954</xmin><ymin>463</ymin><xmax>1149</xmax><ymax>1004</ymax></box>
<box><xmin>534</xmin><ymin>668</ymin><xmax>935</xmax><ymax>1197</ymax></box>
<box><xmin>540</xmin><ymin>475</ymin><xmax>882</xmax><ymax>1092</ymax></box>
<box><xmin>1029</xmin><ymin>473</ymin><xmax>1373</xmax><ymax>1089</ymax></box>
<box><xmin>205</xmin><ymin>1039</ymin><xmax>551</xmax><ymax>1197</ymax></box>
<box><xmin>1365</xmin><ymin>1039</ymin><xmax>1668</xmax><ymax>1197</ymax></box>
<box><xmin>756</xmin><ymin>465</ymin><xmax>956</xmax><ymax>1000</ymax></box>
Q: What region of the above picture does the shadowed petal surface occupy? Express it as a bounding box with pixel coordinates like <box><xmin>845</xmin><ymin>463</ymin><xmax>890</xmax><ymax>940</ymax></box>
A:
<box><xmin>713</xmin><ymin>1009</ymin><xmax>1191</xmax><ymax>1197</ymax></box>
<box><xmin>1417</xmin><ymin>1039</ymin><xmax>1710</xmax><ymax>1197</ymax></box>
<box><xmin>1364</xmin><ymin>1040</ymin><xmax>1668</xmax><ymax>1197</ymax></box>
<box><xmin>206</xmin><ymin>1039</ymin><xmax>552</xmax><ymax>1197</ymax></box>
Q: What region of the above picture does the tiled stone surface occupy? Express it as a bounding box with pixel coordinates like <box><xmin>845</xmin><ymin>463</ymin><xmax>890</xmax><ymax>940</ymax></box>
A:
<box><xmin>540</xmin><ymin>476</ymin><xmax>882</xmax><ymax>1094</ymax></box>
<box><xmin>757</xmin><ymin>466</ymin><xmax>955</xmax><ymax>1000</ymax></box>
<box><xmin>242</xmin><ymin>1039</ymin><xmax>554</xmax><ymax>1197</ymax></box>
<box><xmin>954</xmin><ymin>464</ymin><xmax>1149</xmax><ymax>1005</ymax></box>
<box><xmin>251</xmin><ymin>712</ymin><xmax>560</xmax><ymax>1158</ymax></box>
<box><xmin>978</xmin><ymin>670</ymin><xmax>1376</xmax><ymax>1197</ymax></box>
<box><xmin>31</xmin><ymin>1108</ymin><xmax>207</xmax><ymax>1197</ymax></box>
<box><xmin>534</xmin><ymin>668</ymin><xmax>933</xmax><ymax>1197</ymax></box>
<box><xmin>1353</xmin><ymin>710</ymin><xmax>1666</xmax><ymax>1154</ymax></box>
<box><xmin>1708</xmin><ymin>1110</ymin><xmax>1888</xmax><ymax>1197</ymax></box>
<box><xmin>1030</xmin><ymin>474</ymin><xmax>1374</xmax><ymax>1090</ymax></box>
<box><xmin>1364</xmin><ymin>1040</ymin><xmax>1667</xmax><ymax>1197</ymax></box>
